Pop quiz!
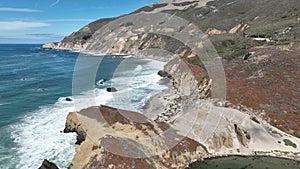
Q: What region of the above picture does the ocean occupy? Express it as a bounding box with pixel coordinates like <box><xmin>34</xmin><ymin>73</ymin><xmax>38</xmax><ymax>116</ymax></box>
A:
<box><xmin>0</xmin><ymin>44</ymin><xmax>166</xmax><ymax>169</ymax></box>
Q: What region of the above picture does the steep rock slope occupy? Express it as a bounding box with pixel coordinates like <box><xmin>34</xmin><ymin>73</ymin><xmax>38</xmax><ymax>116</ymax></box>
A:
<box><xmin>42</xmin><ymin>0</ymin><xmax>211</xmax><ymax>52</ymax></box>
<box><xmin>64</xmin><ymin>105</ymin><xmax>207</xmax><ymax>169</ymax></box>
<box><xmin>42</xmin><ymin>0</ymin><xmax>300</xmax><ymax>167</ymax></box>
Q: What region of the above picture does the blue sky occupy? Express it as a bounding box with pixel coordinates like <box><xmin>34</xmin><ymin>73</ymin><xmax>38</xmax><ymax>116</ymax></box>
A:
<box><xmin>0</xmin><ymin>0</ymin><xmax>159</xmax><ymax>44</ymax></box>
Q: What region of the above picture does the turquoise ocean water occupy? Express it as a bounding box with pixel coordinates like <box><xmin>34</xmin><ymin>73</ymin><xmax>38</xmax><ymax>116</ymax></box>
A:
<box><xmin>0</xmin><ymin>44</ymin><xmax>166</xmax><ymax>168</ymax></box>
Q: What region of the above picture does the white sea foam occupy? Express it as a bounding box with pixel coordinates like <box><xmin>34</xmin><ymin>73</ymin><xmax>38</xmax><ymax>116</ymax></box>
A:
<box><xmin>96</xmin><ymin>79</ymin><xmax>106</xmax><ymax>86</ymax></box>
<box><xmin>10</xmin><ymin>58</ymin><xmax>167</xmax><ymax>169</ymax></box>
<box><xmin>108</xmin><ymin>59</ymin><xmax>167</xmax><ymax>111</ymax></box>
<box><xmin>0</xmin><ymin>103</ymin><xmax>10</xmax><ymax>106</ymax></box>
<box><xmin>72</xmin><ymin>88</ymin><xmax>113</xmax><ymax>111</ymax></box>
<box><xmin>10</xmin><ymin>88</ymin><xmax>112</xmax><ymax>169</ymax></box>
<box><xmin>10</xmin><ymin>102</ymin><xmax>77</xmax><ymax>169</ymax></box>
<box><xmin>122</xmin><ymin>55</ymin><xmax>133</xmax><ymax>59</ymax></box>
<box><xmin>135</xmin><ymin>65</ymin><xmax>143</xmax><ymax>72</ymax></box>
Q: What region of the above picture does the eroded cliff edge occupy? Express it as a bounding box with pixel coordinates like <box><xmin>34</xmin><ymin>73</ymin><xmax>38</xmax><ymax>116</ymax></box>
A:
<box><xmin>64</xmin><ymin>105</ymin><xmax>207</xmax><ymax>169</ymax></box>
<box><xmin>43</xmin><ymin>0</ymin><xmax>300</xmax><ymax>168</ymax></box>
<box><xmin>44</xmin><ymin>0</ymin><xmax>300</xmax><ymax>135</ymax></box>
<box><xmin>62</xmin><ymin>55</ymin><xmax>300</xmax><ymax>168</ymax></box>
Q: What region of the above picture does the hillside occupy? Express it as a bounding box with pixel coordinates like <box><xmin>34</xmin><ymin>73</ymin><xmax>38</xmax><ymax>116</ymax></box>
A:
<box><xmin>44</xmin><ymin>0</ymin><xmax>300</xmax><ymax>136</ymax></box>
<box><xmin>42</xmin><ymin>0</ymin><xmax>300</xmax><ymax>168</ymax></box>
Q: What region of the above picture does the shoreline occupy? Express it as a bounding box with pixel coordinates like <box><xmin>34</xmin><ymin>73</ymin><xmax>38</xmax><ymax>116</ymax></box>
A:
<box><xmin>42</xmin><ymin>47</ymin><xmax>300</xmax><ymax>168</ymax></box>
<box><xmin>41</xmin><ymin>44</ymin><xmax>174</xmax><ymax>63</ymax></box>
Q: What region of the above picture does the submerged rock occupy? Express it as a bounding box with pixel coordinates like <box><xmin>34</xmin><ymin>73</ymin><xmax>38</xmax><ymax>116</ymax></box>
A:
<box><xmin>37</xmin><ymin>88</ymin><xmax>46</xmax><ymax>92</ymax></box>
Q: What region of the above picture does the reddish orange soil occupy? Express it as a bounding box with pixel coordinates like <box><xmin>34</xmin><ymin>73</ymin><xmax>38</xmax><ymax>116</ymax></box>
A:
<box><xmin>224</xmin><ymin>44</ymin><xmax>300</xmax><ymax>135</ymax></box>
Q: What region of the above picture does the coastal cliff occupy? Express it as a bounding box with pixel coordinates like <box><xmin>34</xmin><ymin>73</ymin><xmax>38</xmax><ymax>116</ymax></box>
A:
<box><xmin>43</xmin><ymin>0</ymin><xmax>300</xmax><ymax>168</ymax></box>
<box><xmin>63</xmin><ymin>105</ymin><xmax>207</xmax><ymax>169</ymax></box>
<box><xmin>43</xmin><ymin>0</ymin><xmax>300</xmax><ymax>130</ymax></box>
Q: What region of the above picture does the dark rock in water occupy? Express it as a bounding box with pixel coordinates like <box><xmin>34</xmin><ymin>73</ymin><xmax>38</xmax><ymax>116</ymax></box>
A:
<box><xmin>158</xmin><ymin>70</ymin><xmax>172</xmax><ymax>78</ymax></box>
<box><xmin>107</xmin><ymin>87</ymin><xmax>117</xmax><ymax>92</ymax></box>
<box><xmin>96</xmin><ymin>79</ymin><xmax>106</xmax><ymax>86</ymax></box>
<box><xmin>66</xmin><ymin>98</ymin><xmax>72</xmax><ymax>102</ymax></box>
<box><xmin>39</xmin><ymin>159</ymin><xmax>59</xmax><ymax>169</ymax></box>
<box><xmin>158</xmin><ymin>70</ymin><xmax>168</xmax><ymax>77</ymax></box>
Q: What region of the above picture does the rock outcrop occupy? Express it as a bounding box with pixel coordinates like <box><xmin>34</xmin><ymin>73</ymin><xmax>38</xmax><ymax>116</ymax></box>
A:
<box><xmin>43</xmin><ymin>18</ymin><xmax>115</xmax><ymax>51</ymax></box>
<box><xmin>39</xmin><ymin>160</ymin><xmax>59</xmax><ymax>169</ymax></box>
<box><xmin>163</xmin><ymin>58</ymin><xmax>210</xmax><ymax>98</ymax></box>
<box><xmin>106</xmin><ymin>87</ymin><xmax>118</xmax><ymax>92</ymax></box>
<box><xmin>64</xmin><ymin>112</ymin><xmax>86</xmax><ymax>145</ymax></box>
<box><xmin>43</xmin><ymin>0</ymin><xmax>300</xmax><ymax>167</ymax></box>
<box><xmin>234</xmin><ymin>124</ymin><xmax>251</xmax><ymax>147</ymax></box>
<box><xmin>211</xmin><ymin>132</ymin><xmax>233</xmax><ymax>149</ymax></box>
<box><xmin>64</xmin><ymin>105</ymin><xmax>207</xmax><ymax>169</ymax></box>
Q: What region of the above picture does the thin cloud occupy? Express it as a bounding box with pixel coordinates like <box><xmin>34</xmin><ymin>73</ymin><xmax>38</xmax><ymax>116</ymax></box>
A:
<box><xmin>26</xmin><ymin>33</ymin><xmax>64</xmax><ymax>38</ymax></box>
<box><xmin>44</xmin><ymin>19</ymin><xmax>95</xmax><ymax>22</ymax></box>
<box><xmin>26</xmin><ymin>33</ymin><xmax>54</xmax><ymax>36</ymax></box>
<box><xmin>0</xmin><ymin>21</ymin><xmax>49</xmax><ymax>30</ymax></box>
<box><xmin>50</xmin><ymin>0</ymin><xmax>60</xmax><ymax>7</ymax></box>
<box><xmin>0</xmin><ymin>7</ymin><xmax>41</xmax><ymax>12</ymax></box>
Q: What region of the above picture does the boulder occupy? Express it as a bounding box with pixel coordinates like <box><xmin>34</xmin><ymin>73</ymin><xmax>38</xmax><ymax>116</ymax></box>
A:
<box><xmin>66</xmin><ymin>98</ymin><xmax>72</xmax><ymax>102</ymax></box>
<box><xmin>158</xmin><ymin>70</ymin><xmax>172</xmax><ymax>78</ymax></box>
<box><xmin>39</xmin><ymin>159</ymin><xmax>59</xmax><ymax>169</ymax></box>
<box><xmin>106</xmin><ymin>87</ymin><xmax>118</xmax><ymax>92</ymax></box>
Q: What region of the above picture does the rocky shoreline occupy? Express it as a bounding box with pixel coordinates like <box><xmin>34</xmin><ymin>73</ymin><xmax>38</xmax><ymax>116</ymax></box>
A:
<box><xmin>62</xmin><ymin>105</ymin><xmax>208</xmax><ymax>169</ymax></box>
<box><xmin>54</xmin><ymin>55</ymin><xmax>299</xmax><ymax>169</ymax></box>
<box><xmin>43</xmin><ymin>27</ymin><xmax>300</xmax><ymax>169</ymax></box>
<box><xmin>38</xmin><ymin>46</ymin><xmax>300</xmax><ymax>168</ymax></box>
<box><xmin>40</xmin><ymin>0</ymin><xmax>300</xmax><ymax>168</ymax></box>
<box><xmin>143</xmin><ymin>58</ymin><xmax>300</xmax><ymax>160</ymax></box>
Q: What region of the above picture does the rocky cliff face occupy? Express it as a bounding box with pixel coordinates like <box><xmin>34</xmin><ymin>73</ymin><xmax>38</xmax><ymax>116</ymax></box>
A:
<box><xmin>42</xmin><ymin>0</ymin><xmax>211</xmax><ymax>57</ymax></box>
<box><xmin>163</xmin><ymin>58</ymin><xmax>210</xmax><ymax>98</ymax></box>
<box><xmin>64</xmin><ymin>101</ymin><xmax>300</xmax><ymax>169</ymax></box>
<box><xmin>43</xmin><ymin>0</ymin><xmax>300</xmax><ymax>125</ymax></box>
<box><xmin>43</xmin><ymin>0</ymin><xmax>300</xmax><ymax>168</ymax></box>
<box><xmin>43</xmin><ymin>18</ymin><xmax>115</xmax><ymax>51</ymax></box>
<box><xmin>64</xmin><ymin>105</ymin><xmax>207</xmax><ymax>169</ymax></box>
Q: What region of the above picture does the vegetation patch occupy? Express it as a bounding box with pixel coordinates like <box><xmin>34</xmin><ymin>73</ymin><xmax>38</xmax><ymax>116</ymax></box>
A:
<box><xmin>283</xmin><ymin>139</ymin><xmax>297</xmax><ymax>148</ymax></box>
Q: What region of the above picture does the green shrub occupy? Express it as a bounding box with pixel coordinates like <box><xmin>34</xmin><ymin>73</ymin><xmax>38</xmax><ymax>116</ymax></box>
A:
<box><xmin>283</xmin><ymin>139</ymin><xmax>297</xmax><ymax>148</ymax></box>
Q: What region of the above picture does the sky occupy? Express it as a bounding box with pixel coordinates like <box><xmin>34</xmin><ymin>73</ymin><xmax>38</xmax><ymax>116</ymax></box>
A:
<box><xmin>0</xmin><ymin>0</ymin><xmax>159</xmax><ymax>44</ymax></box>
